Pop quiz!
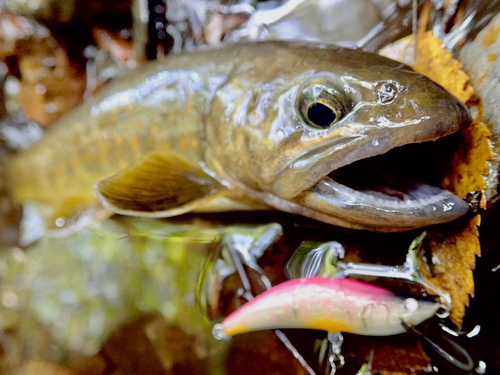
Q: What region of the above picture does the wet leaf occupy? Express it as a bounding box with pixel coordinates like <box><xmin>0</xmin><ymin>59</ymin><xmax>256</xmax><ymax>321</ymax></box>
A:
<box><xmin>441</xmin><ymin>121</ymin><xmax>492</xmax><ymax>205</ymax></box>
<box><xmin>421</xmin><ymin>217</ymin><xmax>481</xmax><ymax>326</ymax></box>
<box><xmin>381</xmin><ymin>31</ymin><xmax>492</xmax><ymax>326</ymax></box>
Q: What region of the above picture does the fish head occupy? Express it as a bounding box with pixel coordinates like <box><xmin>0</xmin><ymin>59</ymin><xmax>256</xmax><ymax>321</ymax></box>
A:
<box><xmin>211</xmin><ymin>43</ymin><xmax>471</xmax><ymax>231</ymax></box>
<box><xmin>272</xmin><ymin>67</ymin><xmax>471</xmax><ymax>196</ymax></box>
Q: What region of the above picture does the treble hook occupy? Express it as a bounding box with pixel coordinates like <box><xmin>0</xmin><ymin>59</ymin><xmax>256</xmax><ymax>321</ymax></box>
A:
<box><xmin>402</xmin><ymin>321</ymin><xmax>475</xmax><ymax>372</ymax></box>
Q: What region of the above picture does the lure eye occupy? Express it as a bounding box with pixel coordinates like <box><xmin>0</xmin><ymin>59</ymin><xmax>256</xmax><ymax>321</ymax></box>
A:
<box><xmin>404</xmin><ymin>298</ymin><xmax>419</xmax><ymax>313</ymax></box>
<box><xmin>297</xmin><ymin>82</ymin><xmax>348</xmax><ymax>130</ymax></box>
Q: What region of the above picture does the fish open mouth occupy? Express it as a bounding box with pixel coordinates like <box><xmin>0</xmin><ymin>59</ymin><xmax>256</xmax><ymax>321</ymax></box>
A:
<box><xmin>298</xmin><ymin>135</ymin><xmax>470</xmax><ymax>231</ymax></box>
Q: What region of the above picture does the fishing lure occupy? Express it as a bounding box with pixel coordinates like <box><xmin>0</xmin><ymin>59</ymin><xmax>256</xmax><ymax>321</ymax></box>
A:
<box><xmin>217</xmin><ymin>277</ymin><xmax>440</xmax><ymax>337</ymax></box>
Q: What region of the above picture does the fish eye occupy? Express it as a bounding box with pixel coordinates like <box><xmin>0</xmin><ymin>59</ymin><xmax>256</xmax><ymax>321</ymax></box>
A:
<box><xmin>297</xmin><ymin>83</ymin><xmax>348</xmax><ymax>130</ymax></box>
<box><xmin>307</xmin><ymin>102</ymin><xmax>337</xmax><ymax>128</ymax></box>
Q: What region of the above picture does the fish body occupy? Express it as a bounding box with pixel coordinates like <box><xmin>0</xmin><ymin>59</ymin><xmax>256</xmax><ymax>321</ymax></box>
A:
<box><xmin>7</xmin><ymin>41</ymin><xmax>471</xmax><ymax>232</ymax></box>
<box><xmin>220</xmin><ymin>277</ymin><xmax>440</xmax><ymax>336</ymax></box>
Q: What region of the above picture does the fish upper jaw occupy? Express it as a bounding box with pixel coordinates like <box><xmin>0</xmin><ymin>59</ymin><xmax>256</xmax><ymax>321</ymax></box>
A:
<box><xmin>273</xmin><ymin>132</ymin><xmax>387</xmax><ymax>199</ymax></box>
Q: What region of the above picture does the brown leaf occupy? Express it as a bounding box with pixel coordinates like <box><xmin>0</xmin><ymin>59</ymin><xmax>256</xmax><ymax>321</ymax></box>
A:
<box><xmin>422</xmin><ymin>216</ymin><xmax>481</xmax><ymax>325</ymax></box>
<box><xmin>441</xmin><ymin>121</ymin><xmax>492</xmax><ymax>204</ymax></box>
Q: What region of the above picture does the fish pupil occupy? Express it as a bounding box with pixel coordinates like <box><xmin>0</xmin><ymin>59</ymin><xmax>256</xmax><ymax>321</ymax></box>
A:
<box><xmin>307</xmin><ymin>102</ymin><xmax>336</xmax><ymax>128</ymax></box>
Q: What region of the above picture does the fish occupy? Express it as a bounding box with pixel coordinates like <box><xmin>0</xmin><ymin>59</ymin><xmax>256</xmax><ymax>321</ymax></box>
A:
<box><xmin>217</xmin><ymin>277</ymin><xmax>440</xmax><ymax>337</ymax></box>
<box><xmin>6</xmin><ymin>41</ymin><xmax>472</xmax><ymax>234</ymax></box>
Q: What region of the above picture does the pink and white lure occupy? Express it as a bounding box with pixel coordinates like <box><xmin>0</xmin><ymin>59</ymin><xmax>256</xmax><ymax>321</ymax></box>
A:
<box><xmin>217</xmin><ymin>277</ymin><xmax>440</xmax><ymax>337</ymax></box>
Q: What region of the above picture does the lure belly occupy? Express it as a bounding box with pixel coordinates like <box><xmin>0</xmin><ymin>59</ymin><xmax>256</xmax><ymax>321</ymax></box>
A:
<box><xmin>219</xmin><ymin>277</ymin><xmax>440</xmax><ymax>337</ymax></box>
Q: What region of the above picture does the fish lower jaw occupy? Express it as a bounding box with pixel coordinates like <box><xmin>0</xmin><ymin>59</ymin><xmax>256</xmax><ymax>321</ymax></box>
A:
<box><xmin>322</xmin><ymin>177</ymin><xmax>459</xmax><ymax>209</ymax></box>
<box><xmin>294</xmin><ymin>176</ymin><xmax>470</xmax><ymax>231</ymax></box>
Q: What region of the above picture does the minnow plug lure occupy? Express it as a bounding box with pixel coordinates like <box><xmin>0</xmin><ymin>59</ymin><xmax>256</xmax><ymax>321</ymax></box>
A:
<box><xmin>215</xmin><ymin>277</ymin><xmax>440</xmax><ymax>338</ymax></box>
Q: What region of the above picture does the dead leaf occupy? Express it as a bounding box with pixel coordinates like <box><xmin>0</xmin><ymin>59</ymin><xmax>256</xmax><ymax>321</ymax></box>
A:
<box><xmin>441</xmin><ymin>121</ymin><xmax>493</xmax><ymax>203</ymax></box>
<box><xmin>422</xmin><ymin>216</ymin><xmax>481</xmax><ymax>325</ymax></box>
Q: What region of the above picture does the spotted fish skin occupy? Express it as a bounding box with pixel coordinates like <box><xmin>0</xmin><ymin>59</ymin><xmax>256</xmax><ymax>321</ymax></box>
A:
<box><xmin>221</xmin><ymin>277</ymin><xmax>440</xmax><ymax>336</ymax></box>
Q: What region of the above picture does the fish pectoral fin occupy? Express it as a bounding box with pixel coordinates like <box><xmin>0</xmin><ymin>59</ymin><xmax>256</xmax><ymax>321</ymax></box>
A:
<box><xmin>95</xmin><ymin>152</ymin><xmax>227</xmax><ymax>217</ymax></box>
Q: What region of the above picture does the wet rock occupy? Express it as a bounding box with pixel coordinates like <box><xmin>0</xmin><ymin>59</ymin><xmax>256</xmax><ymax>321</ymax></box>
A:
<box><xmin>65</xmin><ymin>354</ymin><xmax>106</xmax><ymax>375</ymax></box>
<box><xmin>0</xmin><ymin>217</ymin><xmax>231</xmax><ymax>372</ymax></box>
<box><xmin>0</xmin><ymin>312</ymin><xmax>67</xmax><ymax>374</ymax></box>
<box><xmin>145</xmin><ymin>317</ymin><xmax>210</xmax><ymax>374</ymax></box>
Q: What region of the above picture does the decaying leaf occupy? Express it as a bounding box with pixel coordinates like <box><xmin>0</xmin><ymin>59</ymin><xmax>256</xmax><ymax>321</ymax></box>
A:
<box><xmin>420</xmin><ymin>216</ymin><xmax>481</xmax><ymax>325</ymax></box>
<box><xmin>380</xmin><ymin>31</ymin><xmax>492</xmax><ymax>326</ymax></box>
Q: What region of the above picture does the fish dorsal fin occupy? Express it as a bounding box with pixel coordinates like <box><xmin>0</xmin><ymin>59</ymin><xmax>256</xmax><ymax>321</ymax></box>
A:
<box><xmin>95</xmin><ymin>152</ymin><xmax>226</xmax><ymax>217</ymax></box>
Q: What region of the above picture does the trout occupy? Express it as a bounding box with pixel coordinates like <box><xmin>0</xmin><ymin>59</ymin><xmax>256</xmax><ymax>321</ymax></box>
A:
<box><xmin>7</xmin><ymin>41</ymin><xmax>471</xmax><ymax>233</ymax></box>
